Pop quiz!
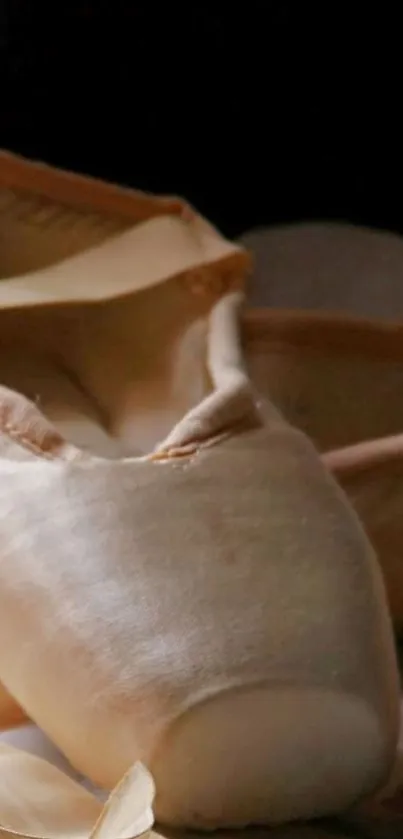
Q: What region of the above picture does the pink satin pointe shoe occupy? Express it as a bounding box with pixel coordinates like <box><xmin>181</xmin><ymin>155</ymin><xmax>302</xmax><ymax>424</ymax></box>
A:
<box><xmin>0</xmin><ymin>152</ymin><xmax>399</xmax><ymax>833</ymax></box>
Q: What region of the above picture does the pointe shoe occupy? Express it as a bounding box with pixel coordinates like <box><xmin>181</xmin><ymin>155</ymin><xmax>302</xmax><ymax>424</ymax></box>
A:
<box><xmin>0</xmin><ymin>152</ymin><xmax>398</xmax><ymax>830</ymax></box>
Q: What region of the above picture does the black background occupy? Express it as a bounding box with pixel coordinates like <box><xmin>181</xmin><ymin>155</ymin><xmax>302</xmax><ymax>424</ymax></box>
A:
<box><xmin>1</xmin><ymin>3</ymin><xmax>401</xmax><ymax>239</ymax></box>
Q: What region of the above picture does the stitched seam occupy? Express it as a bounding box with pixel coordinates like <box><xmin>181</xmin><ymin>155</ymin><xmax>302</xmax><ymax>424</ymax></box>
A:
<box><xmin>0</xmin><ymin>422</ymin><xmax>57</xmax><ymax>461</ymax></box>
<box><xmin>150</xmin><ymin>415</ymin><xmax>260</xmax><ymax>463</ymax></box>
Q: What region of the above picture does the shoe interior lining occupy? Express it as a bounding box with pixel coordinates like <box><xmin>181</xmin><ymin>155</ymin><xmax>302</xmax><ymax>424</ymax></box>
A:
<box><xmin>0</xmin><ymin>186</ymin><xmax>131</xmax><ymax>278</ymax></box>
<box><xmin>0</xmin><ymin>285</ymin><xmax>216</xmax><ymax>458</ymax></box>
<box><xmin>243</xmin><ymin>312</ymin><xmax>403</xmax><ymax>455</ymax></box>
<box><xmin>3</xmin><ymin>173</ymin><xmax>403</xmax><ymax>463</ymax></box>
<box><xmin>0</xmin><ymin>176</ymin><xmax>251</xmax><ymax>459</ymax></box>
